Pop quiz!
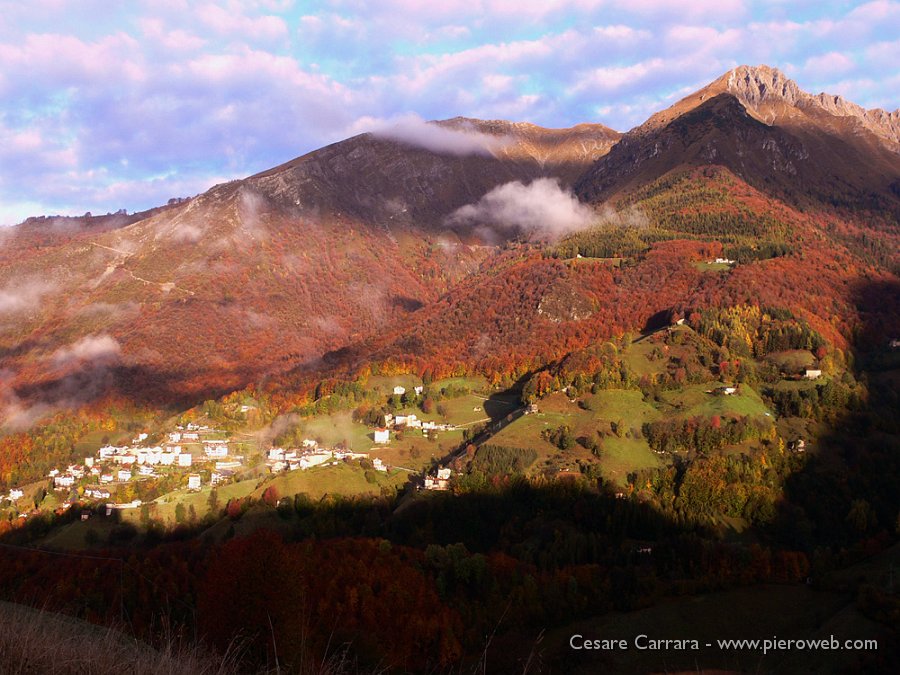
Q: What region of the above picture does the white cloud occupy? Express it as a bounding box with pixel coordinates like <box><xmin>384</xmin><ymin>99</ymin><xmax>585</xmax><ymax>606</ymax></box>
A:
<box><xmin>0</xmin><ymin>279</ymin><xmax>57</xmax><ymax>314</ymax></box>
<box><xmin>799</xmin><ymin>51</ymin><xmax>856</xmax><ymax>79</ymax></box>
<box><xmin>364</xmin><ymin>114</ymin><xmax>508</xmax><ymax>155</ymax></box>
<box><xmin>52</xmin><ymin>334</ymin><xmax>121</xmax><ymax>367</ymax></box>
<box><xmin>447</xmin><ymin>178</ymin><xmax>595</xmax><ymax>239</ymax></box>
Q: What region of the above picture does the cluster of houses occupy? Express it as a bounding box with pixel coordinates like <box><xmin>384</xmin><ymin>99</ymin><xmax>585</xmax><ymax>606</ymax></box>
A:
<box><xmin>392</xmin><ymin>385</ymin><xmax>423</xmax><ymax>396</ymax></box>
<box><xmin>424</xmin><ymin>467</ymin><xmax>452</xmax><ymax>491</ymax></box>
<box><xmin>373</xmin><ymin>412</ymin><xmax>454</xmax><ymax>444</ymax></box>
<box><xmin>0</xmin><ymin>423</ymin><xmax>244</xmax><ymax>515</ymax></box>
<box><xmin>265</xmin><ymin>439</ymin><xmax>387</xmax><ymax>474</ymax></box>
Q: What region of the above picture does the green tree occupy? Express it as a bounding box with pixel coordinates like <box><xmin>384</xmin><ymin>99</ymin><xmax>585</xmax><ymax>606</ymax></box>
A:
<box><xmin>207</xmin><ymin>488</ymin><xmax>220</xmax><ymax>515</ymax></box>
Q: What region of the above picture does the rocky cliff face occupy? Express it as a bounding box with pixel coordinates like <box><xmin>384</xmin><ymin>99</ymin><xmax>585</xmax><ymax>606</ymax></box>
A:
<box><xmin>575</xmin><ymin>66</ymin><xmax>900</xmax><ymax>213</ymax></box>
<box><xmin>633</xmin><ymin>65</ymin><xmax>899</xmax><ymax>153</ymax></box>
<box><xmin>721</xmin><ymin>65</ymin><xmax>900</xmax><ymax>152</ymax></box>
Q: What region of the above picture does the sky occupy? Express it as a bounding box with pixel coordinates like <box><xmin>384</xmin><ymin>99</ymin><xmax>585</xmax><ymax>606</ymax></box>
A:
<box><xmin>1</xmin><ymin>0</ymin><xmax>898</xmax><ymax>225</ymax></box>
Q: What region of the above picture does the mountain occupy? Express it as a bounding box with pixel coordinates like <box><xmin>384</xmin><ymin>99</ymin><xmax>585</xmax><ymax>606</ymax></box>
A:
<box><xmin>246</xmin><ymin>117</ymin><xmax>618</xmax><ymax>231</ymax></box>
<box><xmin>575</xmin><ymin>65</ymin><xmax>900</xmax><ymax>216</ymax></box>
<box><xmin>2</xmin><ymin>64</ymin><xmax>899</xmax><ymax>675</ymax></box>
<box><xmin>0</xmin><ymin>119</ymin><xmax>618</xmax><ymax>421</ymax></box>
<box><xmin>2</xmin><ymin>66</ymin><xmax>898</xmax><ymax>427</ymax></box>
<box><xmin>280</xmin><ymin>67</ymin><xmax>900</xmax><ymax>397</ymax></box>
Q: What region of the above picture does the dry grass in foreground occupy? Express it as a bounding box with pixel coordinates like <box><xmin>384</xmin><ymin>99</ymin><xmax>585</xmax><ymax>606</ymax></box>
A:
<box><xmin>0</xmin><ymin>601</ymin><xmax>242</xmax><ymax>675</ymax></box>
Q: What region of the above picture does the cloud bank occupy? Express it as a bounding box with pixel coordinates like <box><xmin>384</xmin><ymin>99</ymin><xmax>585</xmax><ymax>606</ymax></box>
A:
<box><xmin>448</xmin><ymin>178</ymin><xmax>595</xmax><ymax>239</ymax></box>
<box><xmin>52</xmin><ymin>334</ymin><xmax>121</xmax><ymax>367</ymax></box>
<box><xmin>367</xmin><ymin>115</ymin><xmax>506</xmax><ymax>156</ymax></box>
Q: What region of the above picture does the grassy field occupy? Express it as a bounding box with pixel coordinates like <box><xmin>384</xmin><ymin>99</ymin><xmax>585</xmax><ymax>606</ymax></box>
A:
<box><xmin>622</xmin><ymin>338</ymin><xmax>658</xmax><ymax>377</ymax></box>
<box><xmin>431</xmin><ymin>375</ymin><xmax>489</xmax><ymax>393</ymax></box>
<box><xmin>488</xmin><ymin>390</ymin><xmax>663</xmax><ymax>484</ymax></box>
<box><xmin>431</xmin><ymin>393</ymin><xmax>498</xmax><ymax>426</ymax></box>
<box><xmin>254</xmin><ymin>461</ymin><xmax>408</xmax><ymax>500</ymax></box>
<box><xmin>143</xmin><ymin>480</ymin><xmax>259</xmax><ymax>524</ymax></box>
<box><xmin>569</xmin><ymin>256</ymin><xmax>623</xmax><ymax>267</ymax></box>
<box><xmin>74</xmin><ymin>428</ymin><xmax>133</xmax><ymax>456</ymax></box>
<box><xmin>767</xmin><ymin>349</ymin><xmax>816</xmax><ymax>373</ymax></box>
<box><xmin>693</xmin><ymin>260</ymin><xmax>732</xmax><ymax>272</ymax></box>
<box><xmin>301</xmin><ymin>411</ymin><xmax>375</xmax><ymax>451</ymax></box>
<box><xmin>770</xmin><ymin>377</ymin><xmax>827</xmax><ymax>392</ymax></box>
<box><xmin>364</xmin><ymin>374</ymin><xmax>422</xmax><ymax>394</ymax></box>
<box><xmin>600</xmin><ymin>437</ymin><xmax>662</xmax><ymax>485</ymax></box>
<box><xmin>369</xmin><ymin>430</ymin><xmax>464</xmax><ymax>471</ymax></box>
<box><xmin>659</xmin><ymin>382</ymin><xmax>772</xmax><ymax>419</ymax></box>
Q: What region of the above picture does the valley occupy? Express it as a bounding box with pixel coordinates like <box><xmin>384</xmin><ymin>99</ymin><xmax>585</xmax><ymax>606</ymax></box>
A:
<box><xmin>0</xmin><ymin>65</ymin><xmax>897</xmax><ymax>673</ymax></box>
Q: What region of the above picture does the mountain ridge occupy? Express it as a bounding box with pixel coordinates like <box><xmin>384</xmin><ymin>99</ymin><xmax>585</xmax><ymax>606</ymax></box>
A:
<box><xmin>1</xmin><ymin>64</ymin><xmax>898</xmax><ymax>428</ymax></box>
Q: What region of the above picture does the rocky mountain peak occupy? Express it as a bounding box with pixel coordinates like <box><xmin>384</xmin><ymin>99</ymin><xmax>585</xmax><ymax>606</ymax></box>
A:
<box><xmin>723</xmin><ymin>65</ymin><xmax>804</xmax><ymax>108</ymax></box>
<box><xmin>716</xmin><ymin>65</ymin><xmax>900</xmax><ymax>150</ymax></box>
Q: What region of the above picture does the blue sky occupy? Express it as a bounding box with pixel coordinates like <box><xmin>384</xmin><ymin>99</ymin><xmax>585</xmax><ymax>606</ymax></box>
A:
<box><xmin>1</xmin><ymin>0</ymin><xmax>898</xmax><ymax>224</ymax></box>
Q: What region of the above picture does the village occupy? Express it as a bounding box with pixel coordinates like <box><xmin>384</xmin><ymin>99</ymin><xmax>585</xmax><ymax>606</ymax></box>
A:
<box><xmin>2</xmin><ymin>383</ymin><xmax>463</xmax><ymax>523</ymax></box>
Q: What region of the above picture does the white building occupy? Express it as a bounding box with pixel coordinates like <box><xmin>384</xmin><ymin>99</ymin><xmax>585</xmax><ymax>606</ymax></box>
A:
<box><xmin>132</xmin><ymin>433</ymin><xmax>148</xmax><ymax>444</ymax></box>
<box><xmin>105</xmin><ymin>500</ymin><xmax>142</xmax><ymax>516</ymax></box>
<box><xmin>373</xmin><ymin>458</ymin><xmax>387</xmax><ymax>472</ymax></box>
<box><xmin>99</xmin><ymin>445</ymin><xmax>121</xmax><ymax>459</ymax></box>
<box><xmin>204</xmin><ymin>444</ymin><xmax>228</xmax><ymax>458</ymax></box>
<box><xmin>215</xmin><ymin>460</ymin><xmax>242</xmax><ymax>471</ymax></box>
<box><xmin>54</xmin><ymin>475</ymin><xmax>75</xmax><ymax>489</ymax></box>
<box><xmin>299</xmin><ymin>453</ymin><xmax>332</xmax><ymax>470</ymax></box>
<box><xmin>373</xmin><ymin>428</ymin><xmax>390</xmax><ymax>444</ymax></box>
<box><xmin>168</xmin><ymin>432</ymin><xmax>182</xmax><ymax>443</ymax></box>
<box><xmin>211</xmin><ymin>471</ymin><xmax>233</xmax><ymax>486</ymax></box>
<box><xmin>8</xmin><ymin>489</ymin><xmax>23</xmax><ymax>501</ymax></box>
<box><xmin>159</xmin><ymin>452</ymin><xmax>176</xmax><ymax>466</ymax></box>
<box><xmin>804</xmin><ymin>369</ymin><xmax>822</xmax><ymax>380</ymax></box>
<box><xmin>187</xmin><ymin>474</ymin><xmax>201</xmax><ymax>491</ymax></box>
<box><xmin>100</xmin><ymin>474</ymin><xmax>114</xmax><ymax>484</ymax></box>
<box><xmin>117</xmin><ymin>470</ymin><xmax>132</xmax><ymax>482</ymax></box>
<box><xmin>138</xmin><ymin>465</ymin><xmax>156</xmax><ymax>477</ymax></box>
<box><xmin>393</xmin><ymin>386</ymin><xmax>406</xmax><ymax>396</ymax></box>
<box><xmin>268</xmin><ymin>448</ymin><xmax>285</xmax><ymax>461</ymax></box>
<box><xmin>113</xmin><ymin>454</ymin><xmax>136</xmax><ymax>465</ymax></box>
<box><xmin>302</xmin><ymin>439</ymin><xmax>317</xmax><ymax>449</ymax></box>
<box><xmin>424</xmin><ymin>468</ymin><xmax>452</xmax><ymax>491</ymax></box>
<box><xmin>177</xmin><ymin>453</ymin><xmax>193</xmax><ymax>467</ymax></box>
<box><xmin>414</xmin><ymin>386</ymin><xmax>424</xmax><ymax>395</ymax></box>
